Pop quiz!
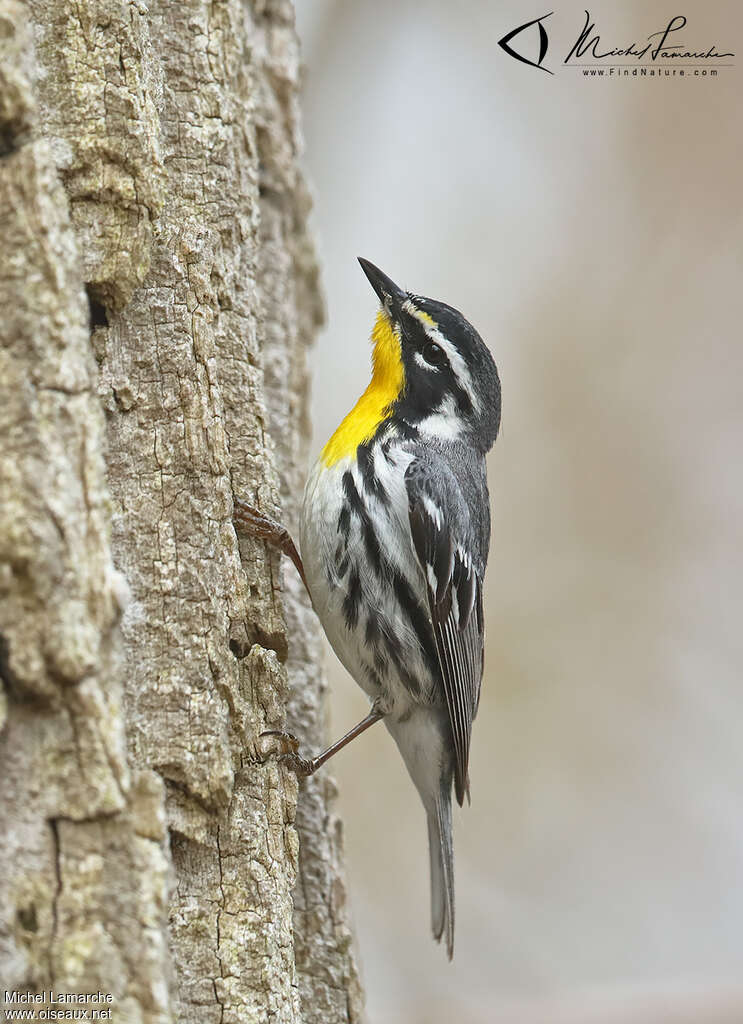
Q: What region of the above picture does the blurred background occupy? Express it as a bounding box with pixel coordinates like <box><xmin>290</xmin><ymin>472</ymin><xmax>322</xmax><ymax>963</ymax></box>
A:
<box><xmin>292</xmin><ymin>2</ymin><xmax>743</xmax><ymax>1021</ymax></box>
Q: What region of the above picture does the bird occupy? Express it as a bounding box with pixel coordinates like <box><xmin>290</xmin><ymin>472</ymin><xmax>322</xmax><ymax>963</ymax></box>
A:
<box><xmin>234</xmin><ymin>258</ymin><xmax>501</xmax><ymax>958</ymax></box>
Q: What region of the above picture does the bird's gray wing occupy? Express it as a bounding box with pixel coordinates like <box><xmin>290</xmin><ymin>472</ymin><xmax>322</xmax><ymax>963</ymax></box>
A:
<box><xmin>405</xmin><ymin>455</ymin><xmax>486</xmax><ymax>806</ymax></box>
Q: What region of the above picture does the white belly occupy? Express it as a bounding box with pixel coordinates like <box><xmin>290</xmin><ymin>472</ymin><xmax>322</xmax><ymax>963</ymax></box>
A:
<box><xmin>299</xmin><ymin>447</ymin><xmax>438</xmax><ymax>718</ymax></box>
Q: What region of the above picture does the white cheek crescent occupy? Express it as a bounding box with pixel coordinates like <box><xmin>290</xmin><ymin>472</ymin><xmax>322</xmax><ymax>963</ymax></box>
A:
<box><xmin>413</xmin><ymin>351</ymin><xmax>439</xmax><ymax>371</ymax></box>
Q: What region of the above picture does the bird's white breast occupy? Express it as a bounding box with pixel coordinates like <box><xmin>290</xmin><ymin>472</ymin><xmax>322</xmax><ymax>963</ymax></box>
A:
<box><xmin>299</xmin><ymin>443</ymin><xmax>436</xmax><ymax>716</ymax></box>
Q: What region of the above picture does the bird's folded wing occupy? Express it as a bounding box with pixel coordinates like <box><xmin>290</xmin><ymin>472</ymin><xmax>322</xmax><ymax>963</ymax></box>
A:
<box><xmin>406</xmin><ymin>463</ymin><xmax>485</xmax><ymax>806</ymax></box>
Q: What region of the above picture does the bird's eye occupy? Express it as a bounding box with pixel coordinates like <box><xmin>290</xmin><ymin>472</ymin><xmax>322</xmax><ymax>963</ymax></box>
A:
<box><xmin>422</xmin><ymin>341</ymin><xmax>446</xmax><ymax>367</ymax></box>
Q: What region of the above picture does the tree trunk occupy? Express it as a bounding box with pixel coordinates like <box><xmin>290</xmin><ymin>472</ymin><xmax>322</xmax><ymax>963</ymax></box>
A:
<box><xmin>0</xmin><ymin>1</ymin><xmax>363</xmax><ymax>1021</ymax></box>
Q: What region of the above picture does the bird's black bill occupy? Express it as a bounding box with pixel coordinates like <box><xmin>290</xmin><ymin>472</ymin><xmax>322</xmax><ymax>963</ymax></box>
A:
<box><xmin>357</xmin><ymin>257</ymin><xmax>407</xmax><ymax>311</ymax></box>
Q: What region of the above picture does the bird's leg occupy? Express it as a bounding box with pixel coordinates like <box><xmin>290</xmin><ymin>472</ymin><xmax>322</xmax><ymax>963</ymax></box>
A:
<box><xmin>233</xmin><ymin>498</ymin><xmax>309</xmax><ymax>594</ymax></box>
<box><xmin>258</xmin><ymin>701</ymin><xmax>386</xmax><ymax>778</ymax></box>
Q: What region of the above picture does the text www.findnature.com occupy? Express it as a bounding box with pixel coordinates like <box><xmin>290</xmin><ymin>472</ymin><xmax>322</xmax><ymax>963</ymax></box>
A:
<box><xmin>582</xmin><ymin>67</ymin><xmax>718</xmax><ymax>76</ymax></box>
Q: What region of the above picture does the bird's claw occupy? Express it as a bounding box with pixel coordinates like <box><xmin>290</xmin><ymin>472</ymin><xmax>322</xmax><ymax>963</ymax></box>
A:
<box><xmin>233</xmin><ymin>499</ymin><xmax>277</xmax><ymax>539</ymax></box>
<box><xmin>256</xmin><ymin>730</ymin><xmax>316</xmax><ymax>776</ymax></box>
<box><xmin>256</xmin><ymin>729</ymin><xmax>300</xmax><ymax>759</ymax></box>
<box><xmin>277</xmin><ymin>752</ymin><xmax>315</xmax><ymax>777</ymax></box>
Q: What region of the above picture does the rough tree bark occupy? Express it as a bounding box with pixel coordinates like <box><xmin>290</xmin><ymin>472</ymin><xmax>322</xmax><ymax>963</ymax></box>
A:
<box><xmin>0</xmin><ymin>1</ymin><xmax>363</xmax><ymax>1021</ymax></box>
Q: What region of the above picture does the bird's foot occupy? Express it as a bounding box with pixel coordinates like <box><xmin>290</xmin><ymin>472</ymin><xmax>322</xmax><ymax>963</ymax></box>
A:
<box><xmin>256</xmin><ymin>730</ymin><xmax>316</xmax><ymax>777</ymax></box>
<box><xmin>233</xmin><ymin>499</ymin><xmax>282</xmax><ymax>541</ymax></box>
<box><xmin>277</xmin><ymin>752</ymin><xmax>316</xmax><ymax>777</ymax></box>
<box><xmin>255</xmin><ymin>702</ymin><xmax>387</xmax><ymax>778</ymax></box>
<box><xmin>233</xmin><ymin>498</ymin><xmax>309</xmax><ymax>592</ymax></box>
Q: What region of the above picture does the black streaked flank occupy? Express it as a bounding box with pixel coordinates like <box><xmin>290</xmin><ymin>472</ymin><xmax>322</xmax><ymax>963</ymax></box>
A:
<box><xmin>342</xmin><ymin>469</ymin><xmax>382</xmax><ymax>575</ymax></box>
<box><xmin>364</xmin><ymin>606</ymin><xmax>392</xmax><ymax>679</ymax></box>
<box><xmin>366</xmin><ymin>610</ymin><xmax>390</xmax><ymax>679</ymax></box>
<box><xmin>381</xmin><ymin>631</ymin><xmax>423</xmax><ymax>698</ymax></box>
<box><xmin>344</xmin><ymin>463</ymin><xmax>438</xmax><ymax>679</ymax></box>
<box><xmin>373</xmin><ymin>647</ymin><xmax>389</xmax><ymax>679</ymax></box>
<box><xmin>357</xmin><ymin>441</ymin><xmax>389</xmax><ymax>505</ymax></box>
<box><xmin>342</xmin><ymin>564</ymin><xmax>362</xmax><ymax>629</ymax></box>
<box><xmin>363</xmin><ymin>664</ymin><xmax>384</xmax><ymax>693</ymax></box>
<box><xmin>337</xmin><ymin>504</ymin><xmax>351</xmax><ymax>540</ymax></box>
<box><xmin>364</xmin><ymin>608</ymin><xmax>380</xmax><ymax>645</ymax></box>
<box><xmin>341</xmin><ymin>470</ymin><xmax>364</xmax><ymax>515</ymax></box>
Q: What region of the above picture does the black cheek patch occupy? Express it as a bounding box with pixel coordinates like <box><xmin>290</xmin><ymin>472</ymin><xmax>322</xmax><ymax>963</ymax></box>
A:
<box><xmin>452</xmin><ymin>380</ymin><xmax>473</xmax><ymax>417</ymax></box>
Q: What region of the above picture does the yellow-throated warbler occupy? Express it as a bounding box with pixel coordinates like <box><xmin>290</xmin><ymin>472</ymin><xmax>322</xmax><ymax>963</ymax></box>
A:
<box><xmin>236</xmin><ymin>258</ymin><xmax>500</xmax><ymax>958</ymax></box>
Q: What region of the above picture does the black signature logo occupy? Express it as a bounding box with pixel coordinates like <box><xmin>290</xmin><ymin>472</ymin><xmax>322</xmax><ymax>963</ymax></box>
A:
<box><xmin>498</xmin><ymin>10</ymin><xmax>734</xmax><ymax>74</ymax></box>
<box><xmin>497</xmin><ymin>12</ymin><xmax>554</xmax><ymax>75</ymax></box>
<box><xmin>565</xmin><ymin>12</ymin><xmax>734</xmax><ymax>64</ymax></box>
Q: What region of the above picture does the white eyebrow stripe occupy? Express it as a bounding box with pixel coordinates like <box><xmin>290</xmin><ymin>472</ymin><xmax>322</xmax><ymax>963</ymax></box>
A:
<box><xmin>402</xmin><ymin>300</ymin><xmax>481</xmax><ymax>415</ymax></box>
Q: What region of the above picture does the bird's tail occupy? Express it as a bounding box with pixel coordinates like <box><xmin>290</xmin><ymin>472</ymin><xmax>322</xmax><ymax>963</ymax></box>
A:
<box><xmin>427</xmin><ymin>783</ymin><xmax>454</xmax><ymax>959</ymax></box>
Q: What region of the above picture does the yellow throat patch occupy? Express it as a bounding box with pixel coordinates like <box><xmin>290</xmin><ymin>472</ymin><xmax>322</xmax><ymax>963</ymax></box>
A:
<box><xmin>321</xmin><ymin>310</ymin><xmax>405</xmax><ymax>467</ymax></box>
